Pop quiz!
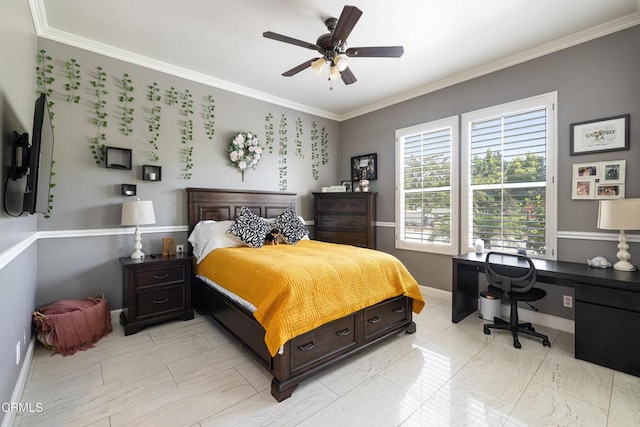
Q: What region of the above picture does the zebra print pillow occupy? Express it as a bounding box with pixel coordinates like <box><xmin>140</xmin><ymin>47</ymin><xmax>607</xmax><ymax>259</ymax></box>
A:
<box><xmin>226</xmin><ymin>206</ymin><xmax>271</xmax><ymax>248</ymax></box>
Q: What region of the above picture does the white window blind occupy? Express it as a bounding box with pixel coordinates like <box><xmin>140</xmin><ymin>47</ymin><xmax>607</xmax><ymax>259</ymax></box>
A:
<box><xmin>461</xmin><ymin>93</ymin><xmax>557</xmax><ymax>258</ymax></box>
<box><xmin>395</xmin><ymin>116</ymin><xmax>458</xmax><ymax>255</ymax></box>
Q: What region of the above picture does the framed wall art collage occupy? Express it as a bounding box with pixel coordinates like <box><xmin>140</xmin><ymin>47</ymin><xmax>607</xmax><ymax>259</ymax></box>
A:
<box><xmin>572</xmin><ymin>160</ymin><xmax>626</xmax><ymax>200</ymax></box>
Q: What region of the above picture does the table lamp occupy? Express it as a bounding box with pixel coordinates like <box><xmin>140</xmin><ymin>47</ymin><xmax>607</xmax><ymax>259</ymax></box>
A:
<box><xmin>121</xmin><ymin>199</ymin><xmax>156</xmax><ymax>259</ymax></box>
<box><xmin>597</xmin><ymin>198</ymin><xmax>640</xmax><ymax>271</ymax></box>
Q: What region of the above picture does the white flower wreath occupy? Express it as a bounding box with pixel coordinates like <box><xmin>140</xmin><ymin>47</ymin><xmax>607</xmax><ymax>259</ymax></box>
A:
<box><xmin>229</xmin><ymin>132</ymin><xmax>262</xmax><ymax>180</ymax></box>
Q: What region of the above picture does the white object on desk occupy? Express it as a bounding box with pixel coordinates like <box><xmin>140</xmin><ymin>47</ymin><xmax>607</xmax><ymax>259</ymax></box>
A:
<box><xmin>475</xmin><ymin>239</ymin><xmax>484</xmax><ymax>254</ymax></box>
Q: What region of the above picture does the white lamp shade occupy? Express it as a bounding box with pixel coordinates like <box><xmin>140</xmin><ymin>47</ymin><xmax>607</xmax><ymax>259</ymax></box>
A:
<box><xmin>121</xmin><ymin>200</ymin><xmax>156</xmax><ymax>226</ymax></box>
<box><xmin>333</xmin><ymin>54</ymin><xmax>348</xmax><ymax>71</ymax></box>
<box><xmin>329</xmin><ymin>65</ymin><xmax>341</xmax><ymax>80</ymax></box>
<box><xmin>597</xmin><ymin>199</ymin><xmax>640</xmax><ymax>231</ymax></box>
<box><xmin>311</xmin><ymin>58</ymin><xmax>326</xmax><ymax>74</ymax></box>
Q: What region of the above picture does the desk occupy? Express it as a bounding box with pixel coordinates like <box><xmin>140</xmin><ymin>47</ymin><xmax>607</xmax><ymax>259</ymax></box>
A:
<box><xmin>452</xmin><ymin>252</ymin><xmax>640</xmax><ymax>377</ymax></box>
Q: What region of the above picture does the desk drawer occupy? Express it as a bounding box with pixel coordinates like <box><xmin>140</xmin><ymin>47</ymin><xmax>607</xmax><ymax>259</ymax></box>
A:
<box><xmin>290</xmin><ymin>314</ymin><xmax>357</xmax><ymax>372</ymax></box>
<box><xmin>575</xmin><ymin>283</ymin><xmax>640</xmax><ymax>312</ymax></box>
<box><xmin>135</xmin><ymin>266</ymin><xmax>185</xmax><ymax>289</ymax></box>
<box><xmin>317</xmin><ymin>197</ymin><xmax>368</xmax><ymax>213</ymax></box>
<box><xmin>364</xmin><ymin>296</ymin><xmax>410</xmax><ymax>340</ymax></box>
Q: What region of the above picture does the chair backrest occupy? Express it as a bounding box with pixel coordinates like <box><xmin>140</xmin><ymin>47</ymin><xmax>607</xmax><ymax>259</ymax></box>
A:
<box><xmin>484</xmin><ymin>252</ymin><xmax>537</xmax><ymax>294</ymax></box>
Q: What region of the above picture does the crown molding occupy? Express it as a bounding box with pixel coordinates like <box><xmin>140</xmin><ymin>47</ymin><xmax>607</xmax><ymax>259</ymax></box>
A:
<box><xmin>340</xmin><ymin>12</ymin><xmax>640</xmax><ymax>121</ymax></box>
<box><xmin>26</xmin><ymin>3</ymin><xmax>640</xmax><ymax>122</ymax></box>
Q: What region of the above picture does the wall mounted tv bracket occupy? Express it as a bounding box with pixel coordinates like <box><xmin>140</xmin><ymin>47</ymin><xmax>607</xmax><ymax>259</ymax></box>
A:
<box><xmin>10</xmin><ymin>131</ymin><xmax>30</xmax><ymax>181</ymax></box>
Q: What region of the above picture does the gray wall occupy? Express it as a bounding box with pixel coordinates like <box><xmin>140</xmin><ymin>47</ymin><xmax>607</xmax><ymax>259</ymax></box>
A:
<box><xmin>341</xmin><ymin>26</ymin><xmax>640</xmax><ymax>299</ymax></box>
<box><xmin>0</xmin><ymin>0</ymin><xmax>38</xmax><ymax>420</ymax></box>
<box><xmin>33</xmin><ymin>38</ymin><xmax>340</xmax><ymax>308</ymax></box>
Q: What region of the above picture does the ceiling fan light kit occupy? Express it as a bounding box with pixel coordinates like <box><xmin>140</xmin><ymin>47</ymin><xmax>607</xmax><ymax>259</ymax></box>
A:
<box><xmin>263</xmin><ymin>5</ymin><xmax>404</xmax><ymax>88</ymax></box>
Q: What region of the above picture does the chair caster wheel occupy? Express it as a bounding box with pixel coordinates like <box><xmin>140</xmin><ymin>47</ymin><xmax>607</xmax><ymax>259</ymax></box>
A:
<box><xmin>483</xmin><ymin>327</ymin><xmax>490</xmax><ymax>335</ymax></box>
<box><xmin>543</xmin><ymin>339</ymin><xmax>551</xmax><ymax>347</ymax></box>
<box><xmin>514</xmin><ymin>340</ymin><xmax>521</xmax><ymax>349</ymax></box>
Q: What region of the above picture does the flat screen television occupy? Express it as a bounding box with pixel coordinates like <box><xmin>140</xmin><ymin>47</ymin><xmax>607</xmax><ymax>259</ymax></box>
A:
<box><xmin>9</xmin><ymin>93</ymin><xmax>55</xmax><ymax>214</ymax></box>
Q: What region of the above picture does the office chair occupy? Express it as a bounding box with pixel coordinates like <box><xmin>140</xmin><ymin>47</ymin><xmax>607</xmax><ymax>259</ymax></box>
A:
<box><xmin>483</xmin><ymin>252</ymin><xmax>551</xmax><ymax>349</ymax></box>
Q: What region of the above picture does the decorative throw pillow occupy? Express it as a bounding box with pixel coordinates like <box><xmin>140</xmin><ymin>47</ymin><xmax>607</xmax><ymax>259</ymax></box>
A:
<box><xmin>226</xmin><ymin>206</ymin><xmax>271</xmax><ymax>248</ymax></box>
<box><xmin>273</xmin><ymin>208</ymin><xmax>309</xmax><ymax>244</ymax></box>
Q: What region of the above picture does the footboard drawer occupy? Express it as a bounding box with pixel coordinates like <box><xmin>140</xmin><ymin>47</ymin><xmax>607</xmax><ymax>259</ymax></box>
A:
<box><xmin>364</xmin><ymin>296</ymin><xmax>410</xmax><ymax>340</ymax></box>
<box><xmin>290</xmin><ymin>314</ymin><xmax>357</xmax><ymax>372</ymax></box>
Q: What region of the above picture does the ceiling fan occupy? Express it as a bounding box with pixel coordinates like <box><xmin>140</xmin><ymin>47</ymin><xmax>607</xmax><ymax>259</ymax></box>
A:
<box><xmin>263</xmin><ymin>5</ymin><xmax>404</xmax><ymax>87</ymax></box>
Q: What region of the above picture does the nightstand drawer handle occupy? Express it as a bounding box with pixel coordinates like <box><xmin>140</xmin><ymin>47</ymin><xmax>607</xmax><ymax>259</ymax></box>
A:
<box><xmin>392</xmin><ymin>307</ymin><xmax>405</xmax><ymax>313</ymax></box>
<box><xmin>153</xmin><ymin>298</ymin><xmax>169</xmax><ymax>304</ymax></box>
<box><xmin>153</xmin><ymin>274</ymin><xmax>170</xmax><ymax>280</ymax></box>
<box><xmin>368</xmin><ymin>316</ymin><xmax>381</xmax><ymax>323</ymax></box>
<box><xmin>297</xmin><ymin>341</ymin><xmax>316</xmax><ymax>351</ymax></box>
<box><xmin>335</xmin><ymin>328</ymin><xmax>351</xmax><ymax>336</ymax></box>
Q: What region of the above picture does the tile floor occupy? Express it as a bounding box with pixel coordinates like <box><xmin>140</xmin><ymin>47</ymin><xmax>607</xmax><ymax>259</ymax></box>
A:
<box><xmin>15</xmin><ymin>295</ymin><xmax>640</xmax><ymax>426</ymax></box>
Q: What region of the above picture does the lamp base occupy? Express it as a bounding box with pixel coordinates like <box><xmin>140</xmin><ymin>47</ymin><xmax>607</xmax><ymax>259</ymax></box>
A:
<box><xmin>613</xmin><ymin>260</ymin><xmax>636</xmax><ymax>271</ymax></box>
<box><xmin>130</xmin><ymin>250</ymin><xmax>145</xmax><ymax>259</ymax></box>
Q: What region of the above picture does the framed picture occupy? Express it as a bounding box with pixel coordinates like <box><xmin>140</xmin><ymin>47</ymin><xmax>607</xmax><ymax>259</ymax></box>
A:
<box><xmin>340</xmin><ymin>180</ymin><xmax>353</xmax><ymax>192</ymax></box>
<box><xmin>570</xmin><ymin>114</ymin><xmax>630</xmax><ymax>155</ymax></box>
<box><xmin>601</xmin><ymin>160</ymin><xmax>625</xmax><ymax>182</ymax></box>
<box><xmin>351</xmin><ymin>153</ymin><xmax>377</xmax><ymax>181</ymax></box>
<box><xmin>596</xmin><ymin>184</ymin><xmax>625</xmax><ymax>199</ymax></box>
<box><xmin>572</xmin><ymin>178</ymin><xmax>595</xmax><ymax>200</ymax></box>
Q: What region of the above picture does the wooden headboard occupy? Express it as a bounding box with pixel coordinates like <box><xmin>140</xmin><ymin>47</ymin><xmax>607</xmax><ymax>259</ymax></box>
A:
<box><xmin>186</xmin><ymin>188</ymin><xmax>296</xmax><ymax>233</ymax></box>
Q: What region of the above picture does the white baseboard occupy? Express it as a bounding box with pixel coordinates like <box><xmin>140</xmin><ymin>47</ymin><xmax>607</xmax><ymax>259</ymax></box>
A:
<box><xmin>1</xmin><ymin>336</ymin><xmax>36</xmax><ymax>427</ymax></box>
<box><xmin>420</xmin><ymin>286</ymin><xmax>452</xmax><ymax>301</ymax></box>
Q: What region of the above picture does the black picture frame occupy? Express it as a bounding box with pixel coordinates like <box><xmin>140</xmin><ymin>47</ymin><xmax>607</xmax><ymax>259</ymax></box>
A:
<box><xmin>351</xmin><ymin>153</ymin><xmax>377</xmax><ymax>181</ymax></box>
<box><xmin>570</xmin><ymin>114</ymin><xmax>630</xmax><ymax>155</ymax></box>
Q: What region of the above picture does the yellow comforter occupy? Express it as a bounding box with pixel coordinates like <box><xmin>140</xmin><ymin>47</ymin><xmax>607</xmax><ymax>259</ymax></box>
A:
<box><xmin>196</xmin><ymin>240</ymin><xmax>425</xmax><ymax>356</ymax></box>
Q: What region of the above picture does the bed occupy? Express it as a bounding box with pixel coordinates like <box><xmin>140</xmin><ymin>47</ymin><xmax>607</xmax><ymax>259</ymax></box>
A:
<box><xmin>186</xmin><ymin>187</ymin><xmax>424</xmax><ymax>401</ymax></box>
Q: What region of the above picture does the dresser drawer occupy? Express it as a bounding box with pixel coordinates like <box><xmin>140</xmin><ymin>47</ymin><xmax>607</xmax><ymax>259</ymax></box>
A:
<box><xmin>135</xmin><ymin>266</ymin><xmax>185</xmax><ymax>289</ymax></box>
<box><xmin>317</xmin><ymin>214</ymin><xmax>367</xmax><ymax>230</ymax></box>
<box><xmin>136</xmin><ymin>285</ymin><xmax>185</xmax><ymax>318</ymax></box>
<box><xmin>290</xmin><ymin>314</ymin><xmax>357</xmax><ymax>372</ymax></box>
<box><xmin>317</xmin><ymin>231</ymin><xmax>368</xmax><ymax>247</ymax></box>
<box><xmin>317</xmin><ymin>197</ymin><xmax>368</xmax><ymax>213</ymax></box>
<box><xmin>364</xmin><ymin>296</ymin><xmax>410</xmax><ymax>340</ymax></box>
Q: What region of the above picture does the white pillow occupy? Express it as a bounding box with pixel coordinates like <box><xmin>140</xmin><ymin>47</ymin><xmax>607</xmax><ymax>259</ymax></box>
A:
<box><xmin>188</xmin><ymin>220</ymin><xmax>244</xmax><ymax>263</ymax></box>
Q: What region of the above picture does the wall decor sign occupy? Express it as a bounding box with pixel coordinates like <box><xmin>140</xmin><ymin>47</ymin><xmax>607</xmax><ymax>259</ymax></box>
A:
<box><xmin>571</xmin><ymin>160</ymin><xmax>626</xmax><ymax>199</ymax></box>
<box><xmin>570</xmin><ymin>114</ymin><xmax>630</xmax><ymax>155</ymax></box>
<box><xmin>351</xmin><ymin>153</ymin><xmax>377</xmax><ymax>181</ymax></box>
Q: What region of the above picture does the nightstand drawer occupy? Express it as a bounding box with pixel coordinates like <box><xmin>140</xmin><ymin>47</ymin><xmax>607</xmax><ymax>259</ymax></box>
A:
<box><xmin>364</xmin><ymin>296</ymin><xmax>410</xmax><ymax>340</ymax></box>
<box><xmin>135</xmin><ymin>266</ymin><xmax>185</xmax><ymax>289</ymax></box>
<box><xmin>317</xmin><ymin>214</ymin><xmax>367</xmax><ymax>230</ymax></box>
<box><xmin>317</xmin><ymin>197</ymin><xmax>368</xmax><ymax>213</ymax></box>
<box><xmin>136</xmin><ymin>285</ymin><xmax>185</xmax><ymax>318</ymax></box>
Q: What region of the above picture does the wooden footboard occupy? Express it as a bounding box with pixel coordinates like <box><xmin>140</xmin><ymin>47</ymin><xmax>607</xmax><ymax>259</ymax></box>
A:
<box><xmin>192</xmin><ymin>275</ymin><xmax>416</xmax><ymax>401</ymax></box>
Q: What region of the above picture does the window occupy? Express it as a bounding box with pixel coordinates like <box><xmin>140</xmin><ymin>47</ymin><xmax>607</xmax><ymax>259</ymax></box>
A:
<box><xmin>461</xmin><ymin>92</ymin><xmax>557</xmax><ymax>258</ymax></box>
<box><xmin>395</xmin><ymin>116</ymin><xmax>459</xmax><ymax>255</ymax></box>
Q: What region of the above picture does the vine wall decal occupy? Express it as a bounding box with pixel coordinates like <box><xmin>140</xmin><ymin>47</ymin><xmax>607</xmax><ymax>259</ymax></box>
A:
<box><xmin>147</xmin><ymin>82</ymin><xmax>161</xmax><ymax>161</ymax></box>
<box><xmin>63</xmin><ymin>58</ymin><xmax>81</xmax><ymax>104</ymax></box>
<box><xmin>264</xmin><ymin>112</ymin><xmax>274</xmax><ymax>153</ymax></box>
<box><xmin>119</xmin><ymin>73</ymin><xmax>135</xmax><ymax>136</ymax></box>
<box><xmin>90</xmin><ymin>66</ymin><xmax>108</xmax><ymax>166</ymax></box>
<box><xmin>311</xmin><ymin>121</ymin><xmax>319</xmax><ymax>180</ymax></box>
<box><xmin>295</xmin><ymin>117</ymin><xmax>304</xmax><ymax>158</ymax></box>
<box><xmin>278</xmin><ymin>114</ymin><xmax>288</xmax><ymax>190</ymax></box>
<box><xmin>203</xmin><ymin>95</ymin><xmax>216</xmax><ymax>140</ymax></box>
<box><xmin>321</xmin><ymin>126</ymin><xmax>329</xmax><ymax>165</ymax></box>
<box><xmin>180</xmin><ymin>89</ymin><xmax>194</xmax><ymax>179</ymax></box>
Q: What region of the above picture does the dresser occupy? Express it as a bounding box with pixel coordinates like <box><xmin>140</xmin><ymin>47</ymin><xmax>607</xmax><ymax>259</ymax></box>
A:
<box><xmin>313</xmin><ymin>192</ymin><xmax>377</xmax><ymax>249</ymax></box>
<box><xmin>120</xmin><ymin>254</ymin><xmax>194</xmax><ymax>335</ymax></box>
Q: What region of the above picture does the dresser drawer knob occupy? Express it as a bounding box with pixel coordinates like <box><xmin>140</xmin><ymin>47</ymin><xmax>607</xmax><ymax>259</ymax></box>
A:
<box><xmin>153</xmin><ymin>298</ymin><xmax>169</xmax><ymax>304</ymax></box>
<box><xmin>392</xmin><ymin>307</ymin><xmax>405</xmax><ymax>313</ymax></box>
<box><xmin>368</xmin><ymin>316</ymin><xmax>381</xmax><ymax>324</ymax></box>
<box><xmin>335</xmin><ymin>328</ymin><xmax>352</xmax><ymax>336</ymax></box>
<box><xmin>153</xmin><ymin>274</ymin><xmax>170</xmax><ymax>280</ymax></box>
<box><xmin>297</xmin><ymin>341</ymin><xmax>316</xmax><ymax>351</ymax></box>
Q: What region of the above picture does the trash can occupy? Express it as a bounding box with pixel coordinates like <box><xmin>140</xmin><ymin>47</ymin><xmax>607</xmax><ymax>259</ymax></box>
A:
<box><xmin>479</xmin><ymin>291</ymin><xmax>501</xmax><ymax>321</ymax></box>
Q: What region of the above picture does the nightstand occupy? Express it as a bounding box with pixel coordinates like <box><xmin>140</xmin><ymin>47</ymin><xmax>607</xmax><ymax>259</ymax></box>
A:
<box><xmin>119</xmin><ymin>254</ymin><xmax>194</xmax><ymax>335</ymax></box>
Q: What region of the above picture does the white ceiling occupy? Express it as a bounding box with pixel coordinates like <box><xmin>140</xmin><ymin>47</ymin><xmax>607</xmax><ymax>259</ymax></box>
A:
<box><xmin>33</xmin><ymin>0</ymin><xmax>640</xmax><ymax>121</ymax></box>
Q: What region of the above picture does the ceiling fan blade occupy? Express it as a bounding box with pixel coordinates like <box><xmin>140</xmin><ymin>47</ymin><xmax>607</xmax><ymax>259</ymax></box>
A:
<box><xmin>330</xmin><ymin>6</ymin><xmax>363</xmax><ymax>45</ymax></box>
<box><xmin>282</xmin><ymin>58</ymin><xmax>320</xmax><ymax>77</ymax></box>
<box><xmin>340</xmin><ymin>67</ymin><xmax>357</xmax><ymax>85</ymax></box>
<box><xmin>263</xmin><ymin>31</ymin><xmax>321</xmax><ymax>52</ymax></box>
<box><xmin>346</xmin><ymin>46</ymin><xmax>405</xmax><ymax>58</ymax></box>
